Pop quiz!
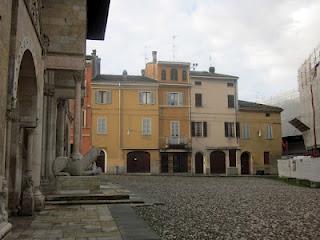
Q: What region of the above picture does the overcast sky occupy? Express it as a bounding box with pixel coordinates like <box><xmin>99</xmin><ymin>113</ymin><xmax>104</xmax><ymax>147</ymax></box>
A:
<box><xmin>87</xmin><ymin>0</ymin><xmax>320</xmax><ymax>102</ymax></box>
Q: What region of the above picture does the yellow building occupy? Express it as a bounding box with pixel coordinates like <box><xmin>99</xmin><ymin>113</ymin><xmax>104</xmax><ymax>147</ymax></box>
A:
<box><xmin>238</xmin><ymin>101</ymin><xmax>283</xmax><ymax>175</ymax></box>
<box><xmin>145</xmin><ymin>51</ymin><xmax>192</xmax><ymax>174</ymax></box>
<box><xmin>91</xmin><ymin>72</ymin><xmax>160</xmax><ymax>174</ymax></box>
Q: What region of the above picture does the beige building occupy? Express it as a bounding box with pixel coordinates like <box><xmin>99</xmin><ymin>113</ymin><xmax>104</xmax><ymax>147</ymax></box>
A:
<box><xmin>190</xmin><ymin>68</ymin><xmax>240</xmax><ymax>175</ymax></box>
<box><xmin>0</xmin><ymin>1</ymin><xmax>110</xmax><ymax>238</ymax></box>
<box><xmin>238</xmin><ymin>101</ymin><xmax>283</xmax><ymax>175</ymax></box>
<box><xmin>91</xmin><ymin>73</ymin><xmax>160</xmax><ymax>174</ymax></box>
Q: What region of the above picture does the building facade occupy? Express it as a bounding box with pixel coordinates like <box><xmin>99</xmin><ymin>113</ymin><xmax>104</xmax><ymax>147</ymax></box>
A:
<box><xmin>0</xmin><ymin>0</ymin><xmax>110</xmax><ymax>238</ymax></box>
<box><xmin>91</xmin><ymin>73</ymin><xmax>160</xmax><ymax>174</ymax></box>
<box><xmin>290</xmin><ymin>45</ymin><xmax>320</xmax><ymax>155</ymax></box>
<box><xmin>190</xmin><ymin>68</ymin><xmax>240</xmax><ymax>175</ymax></box>
<box><xmin>238</xmin><ymin>101</ymin><xmax>283</xmax><ymax>175</ymax></box>
<box><xmin>145</xmin><ymin>52</ymin><xmax>192</xmax><ymax>174</ymax></box>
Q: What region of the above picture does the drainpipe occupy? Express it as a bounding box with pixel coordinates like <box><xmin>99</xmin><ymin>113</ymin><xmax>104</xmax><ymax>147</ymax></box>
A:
<box><xmin>118</xmin><ymin>81</ymin><xmax>122</xmax><ymax>167</ymax></box>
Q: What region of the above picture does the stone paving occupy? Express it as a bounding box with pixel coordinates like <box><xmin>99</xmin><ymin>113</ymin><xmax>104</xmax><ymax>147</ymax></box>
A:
<box><xmin>107</xmin><ymin>175</ymin><xmax>320</xmax><ymax>240</ymax></box>
<box><xmin>6</xmin><ymin>205</ymin><xmax>122</xmax><ymax>240</ymax></box>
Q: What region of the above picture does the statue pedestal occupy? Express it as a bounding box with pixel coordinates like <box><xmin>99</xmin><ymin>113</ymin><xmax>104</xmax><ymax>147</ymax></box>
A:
<box><xmin>55</xmin><ymin>176</ymin><xmax>100</xmax><ymax>194</ymax></box>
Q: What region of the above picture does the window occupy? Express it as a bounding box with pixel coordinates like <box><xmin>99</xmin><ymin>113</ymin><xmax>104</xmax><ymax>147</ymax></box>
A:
<box><xmin>95</xmin><ymin>90</ymin><xmax>112</xmax><ymax>104</ymax></box>
<box><xmin>161</xmin><ymin>69</ymin><xmax>166</xmax><ymax>80</ymax></box>
<box><xmin>227</xmin><ymin>82</ymin><xmax>234</xmax><ymax>87</ymax></box>
<box><xmin>266</xmin><ymin>113</ymin><xmax>270</xmax><ymax>117</ymax></box>
<box><xmin>142</xmin><ymin>118</ymin><xmax>152</xmax><ymax>136</ymax></box>
<box><xmin>167</xmin><ymin>92</ymin><xmax>183</xmax><ymax>106</ymax></box>
<box><xmin>242</xmin><ymin>124</ymin><xmax>250</xmax><ymax>139</ymax></box>
<box><xmin>228</xmin><ymin>95</ymin><xmax>235</xmax><ymax>108</ymax></box>
<box><xmin>139</xmin><ymin>91</ymin><xmax>155</xmax><ymax>104</ymax></box>
<box><xmin>182</xmin><ymin>69</ymin><xmax>187</xmax><ymax>81</ymax></box>
<box><xmin>195</xmin><ymin>93</ymin><xmax>202</xmax><ymax>107</ymax></box>
<box><xmin>264</xmin><ymin>152</ymin><xmax>270</xmax><ymax>165</ymax></box>
<box><xmin>195</xmin><ymin>81</ymin><xmax>202</xmax><ymax>85</ymax></box>
<box><xmin>229</xmin><ymin>149</ymin><xmax>236</xmax><ymax>167</ymax></box>
<box><xmin>97</xmin><ymin>117</ymin><xmax>107</xmax><ymax>134</ymax></box>
<box><xmin>191</xmin><ymin>122</ymin><xmax>207</xmax><ymax>137</ymax></box>
<box><xmin>224</xmin><ymin>122</ymin><xmax>235</xmax><ymax>137</ymax></box>
<box><xmin>171</xmin><ymin>68</ymin><xmax>178</xmax><ymax>81</ymax></box>
<box><xmin>82</xmin><ymin>110</ymin><xmax>86</xmax><ymax>128</ymax></box>
<box><xmin>266</xmin><ymin>124</ymin><xmax>273</xmax><ymax>139</ymax></box>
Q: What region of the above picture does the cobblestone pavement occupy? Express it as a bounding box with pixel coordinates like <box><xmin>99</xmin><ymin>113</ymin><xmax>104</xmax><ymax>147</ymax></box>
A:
<box><xmin>106</xmin><ymin>176</ymin><xmax>320</xmax><ymax>240</ymax></box>
<box><xmin>7</xmin><ymin>205</ymin><xmax>122</xmax><ymax>240</ymax></box>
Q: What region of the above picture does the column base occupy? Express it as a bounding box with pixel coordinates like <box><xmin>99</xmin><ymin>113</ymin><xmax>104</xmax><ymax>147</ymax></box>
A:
<box><xmin>33</xmin><ymin>187</ymin><xmax>45</xmax><ymax>211</ymax></box>
<box><xmin>21</xmin><ymin>187</ymin><xmax>34</xmax><ymax>216</ymax></box>
<box><xmin>0</xmin><ymin>222</ymin><xmax>12</xmax><ymax>239</ymax></box>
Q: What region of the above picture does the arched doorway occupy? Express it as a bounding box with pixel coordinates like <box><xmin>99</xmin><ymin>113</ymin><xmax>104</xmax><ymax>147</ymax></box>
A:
<box><xmin>195</xmin><ymin>152</ymin><xmax>204</xmax><ymax>174</ymax></box>
<box><xmin>210</xmin><ymin>151</ymin><xmax>226</xmax><ymax>174</ymax></box>
<box><xmin>241</xmin><ymin>152</ymin><xmax>250</xmax><ymax>175</ymax></box>
<box><xmin>127</xmin><ymin>151</ymin><xmax>150</xmax><ymax>173</ymax></box>
<box><xmin>96</xmin><ymin>150</ymin><xmax>107</xmax><ymax>173</ymax></box>
<box><xmin>9</xmin><ymin>50</ymin><xmax>38</xmax><ymax>215</ymax></box>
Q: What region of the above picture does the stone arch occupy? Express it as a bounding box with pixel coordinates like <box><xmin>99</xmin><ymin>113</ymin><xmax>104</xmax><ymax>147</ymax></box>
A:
<box><xmin>195</xmin><ymin>152</ymin><xmax>204</xmax><ymax>174</ymax></box>
<box><xmin>240</xmin><ymin>152</ymin><xmax>251</xmax><ymax>175</ymax></box>
<box><xmin>8</xmin><ymin>49</ymin><xmax>38</xmax><ymax>215</ymax></box>
<box><xmin>96</xmin><ymin>150</ymin><xmax>107</xmax><ymax>173</ymax></box>
<box><xmin>210</xmin><ymin>151</ymin><xmax>226</xmax><ymax>174</ymax></box>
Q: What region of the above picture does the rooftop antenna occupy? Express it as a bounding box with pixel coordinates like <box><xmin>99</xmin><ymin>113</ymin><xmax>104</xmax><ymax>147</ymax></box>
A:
<box><xmin>172</xmin><ymin>35</ymin><xmax>177</xmax><ymax>61</ymax></box>
<box><xmin>144</xmin><ymin>45</ymin><xmax>149</xmax><ymax>65</ymax></box>
<box><xmin>191</xmin><ymin>63</ymin><xmax>198</xmax><ymax>71</ymax></box>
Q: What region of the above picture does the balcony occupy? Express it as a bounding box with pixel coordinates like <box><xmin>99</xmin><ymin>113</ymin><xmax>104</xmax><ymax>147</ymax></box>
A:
<box><xmin>160</xmin><ymin>136</ymin><xmax>191</xmax><ymax>149</ymax></box>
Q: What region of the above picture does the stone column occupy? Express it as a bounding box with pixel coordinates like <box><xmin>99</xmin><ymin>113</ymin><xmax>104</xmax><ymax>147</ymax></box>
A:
<box><xmin>56</xmin><ymin>99</ymin><xmax>66</xmax><ymax>157</ymax></box>
<box><xmin>21</xmin><ymin>128</ymin><xmax>35</xmax><ymax>216</ymax></box>
<box><xmin>69</xmin><ymin>75</ymin><xmax>83</xmax><ymax>175</ymax></box>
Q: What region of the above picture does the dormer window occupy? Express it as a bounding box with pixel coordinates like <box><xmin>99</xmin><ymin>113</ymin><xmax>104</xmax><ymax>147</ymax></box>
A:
<box><xmin>171</xmin><ymin>68</ymin><xmax>178</xmax><ymax>81</ymax></box>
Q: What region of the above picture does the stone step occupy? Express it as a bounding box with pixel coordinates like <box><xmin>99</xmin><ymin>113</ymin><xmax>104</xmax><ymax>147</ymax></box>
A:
<box><xmin>45</xmin><ymin>199</ymin><xmax>144</xmax><ymax>205</ymax></box>
<box><xmin>45</xmin><ymin>193</ymin><xmax>129</xmax><ymax>202</ymax></box>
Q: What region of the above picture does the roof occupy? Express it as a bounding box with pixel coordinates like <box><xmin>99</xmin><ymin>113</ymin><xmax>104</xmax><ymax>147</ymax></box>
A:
<box><xmin>87</xmin><ymin>0</ymin><xmax>111</xmax><ymax>40</ymax></box>
<box><xmin>190</xmin><ymin>71</ymin><xmax>238</xmax><ymax>79</ymax></box>
<box><xmin>289</xmin><ymin>118</ymin><xmax>310</xmax><ymax>132</ymax></box>
<box><xmin>147</xmin><ymin>61</ymin><xmax>190</xmax><ymax>66</ymax></box>
<box><xmin>92</xmin><ymin>74</ymin><xmax>159</xmax><ymax>85</ymax></box>
<box><xmin>238</xmin><ymin>100</ymin><xmax>283</xmax><ymax>113</ymax></box>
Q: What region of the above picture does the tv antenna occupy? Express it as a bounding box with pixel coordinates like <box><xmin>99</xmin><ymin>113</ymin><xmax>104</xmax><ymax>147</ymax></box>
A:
<box><xmin>172</xmin><ymin>35</ymin><xmax>177</xmax><ymax>61</ymax></box>
<box><xmin>192</xmin><ymin>63</ymin><xmax>198</xmax><ymax>71</ymax></box>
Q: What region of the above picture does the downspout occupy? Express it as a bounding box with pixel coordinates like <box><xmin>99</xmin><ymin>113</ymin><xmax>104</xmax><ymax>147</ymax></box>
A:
<box><xmin>118</xmin><ymin>81</ymin><xmax>122</xmax><ymax>167</ymax></box>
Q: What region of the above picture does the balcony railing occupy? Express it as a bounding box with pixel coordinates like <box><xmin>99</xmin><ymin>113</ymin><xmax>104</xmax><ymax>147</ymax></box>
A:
<box><xmin>160</xmin><ymin>136</ymin><xmax>191</xmax><ymax>149</ymax></box>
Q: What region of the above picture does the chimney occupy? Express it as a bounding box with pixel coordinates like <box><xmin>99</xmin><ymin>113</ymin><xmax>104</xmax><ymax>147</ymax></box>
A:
<box><xmin>91</xmin><ymin>49</ymin><xmax>101</xmax><ymax>78</ymax></box>
<box><xmin>122</xmin><ymin>70</ymin><xmax>128</xmax><ymax>81</ymax></box>
<box><xmin>141</xmin><ymin>69</ymin><xmax>145</xmax><ymax>76</ymax></box>
<box><xmin>209</xmin><ymin>67</ymin><xmax>215</xmax><ymax>73</ymax></box>
<box><xmin>152</xmin><ymin>51</ymin><xmax>157</xmax><ymax>63</ymax></box>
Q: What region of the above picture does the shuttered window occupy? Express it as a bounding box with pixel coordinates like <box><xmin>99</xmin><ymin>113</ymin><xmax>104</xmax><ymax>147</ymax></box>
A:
<box><xmin>142</xmin><ymin>118</ymin><xmax>152</xmax><ymax>136</ymax></box>
<box><xmin>228</xmin><ymin>95</ymin><xmax>235</xmax><ymax>108</ymax></box>
<box><xmin>95</xmin><ymin>91</ymin><xmax>112</xmax><ymax>104</ymax></box>
<box><xmin>266</xmin><ymin>124</ymin><xmax>273</xmax><ymax>139</ymax></box>
<box><xmin>195</xmin><ymin>93</ymin><xmax>202</xmax><ymax>107</ymax></box>
<box><xmin>242</xmin><ymin>124</ymin><xmax>250</xmax><ymax>139</ymax></box>
<box><xmin>97</xmin><ymin>117</ymin><xmax>107</xmax><ymax>134</ymax></box>
<box><xmin>224</xmin><ymin>122</ymin><xmax>235</xmax><ymax>137</ymax></box>
<box><xmin>171</xmin><ymin>68</ymin><xmax>178</xmax><ymax>80</ymax></box>
<box><xmin>139</xmin><ymin>91</ymin><xmax>155</xmax><ymax>104</ymax></box>
<box><xmin>167</xmin><ymin>92</ymin><xmax>183</xmax><ymax>106</ymax></box>
<box><xmin>191</xmin><ymin>122</ymin><xmax>207</xmax><ymax>137</ymax></box>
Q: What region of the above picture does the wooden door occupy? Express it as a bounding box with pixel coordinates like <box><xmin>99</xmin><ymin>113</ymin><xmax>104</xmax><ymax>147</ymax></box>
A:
<box><xmin>210</xmin><ymin>151</ymin><xmax>226</xmax><ymax>174</ymax></box>
<box><xmin>127</xmin><ymin>151</ymin><xmax>150</xmax><ymax>173</ymax></box>
<box><xmin>161</xmin><ymin>154</ymin><xmax>168</xmax><ymax>173</ymax></box>
<box><xmin>195</xmin><ymin>152</ymin><xmax>204</xmax><ymax>174</ymax></box>
<box><xmin>241</xmin><ymin>152</ymin><xmax>250</xmax><ymax>175</ymax></box>
<box><xmin>173</xmin><ymin>153</ymin><xmax>188</xmax><ymax>173</ymax></box>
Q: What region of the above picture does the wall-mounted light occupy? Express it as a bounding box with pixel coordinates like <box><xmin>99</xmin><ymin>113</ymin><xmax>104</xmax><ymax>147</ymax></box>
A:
<box><xmin>258</xmin><ymin>130</ymin><xmax>262</xmax><ymax>137</ymax></box>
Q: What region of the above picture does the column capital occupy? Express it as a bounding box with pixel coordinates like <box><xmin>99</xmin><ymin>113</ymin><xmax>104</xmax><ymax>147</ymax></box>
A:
<box><xmin>73</xmin><ymin>72</ymin><xmax>83</xmax><ymax>83</ymax></box>
<box><xmin>57</xmin><ymin>98</ymin><xmax>66</xmax><ymax>110</ymax></box>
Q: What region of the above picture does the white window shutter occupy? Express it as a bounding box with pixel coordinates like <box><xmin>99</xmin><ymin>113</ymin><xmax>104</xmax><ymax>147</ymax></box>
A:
<box><xmin>107</xmin><ymin>91</ymin><xmax>112</xmax><ymax>104</ymax></box>
<box><xmin>151</xmin><ymin>92</ymin><xmax>155</xmax><ymax>104</ymax></box>
<box><xmin>179</xmin><ymin>93</ymin><xmax>184</xmax><ymax>106</ymax></box>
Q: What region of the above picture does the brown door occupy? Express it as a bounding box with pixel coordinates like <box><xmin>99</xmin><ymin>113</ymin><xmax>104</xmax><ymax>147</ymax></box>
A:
<box><xmin>210</xmin><ymin>151</ymin><xmax>226</xmax><ymax>174</ymax></box>
<box><xmin>96</xmin><ymin>151</ymin><xmax>105</xmax><ymax>173</ymax></box>
<box><xmin>127</xmin><ymin>151</ymin><xmax>150</xmax><ymax>173</ymax></box>
<box><xmin>195</xmin><ymin>152</ymin><xmax>204</xmax><ymax>174</ymax></box>
<box><xmin>161</xmin><ymin>153</ymin><xmax>169</xmax><ymax>173</ymax></box>
<box><xmin>173</xmin><ymin>153</ymin><xmax>188</xmax><ymax>173</ymax></box>
<box><xmin>241</xmin><ymin>152</ymin><xmax>250</xmax><ymax>175</ymax></box>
